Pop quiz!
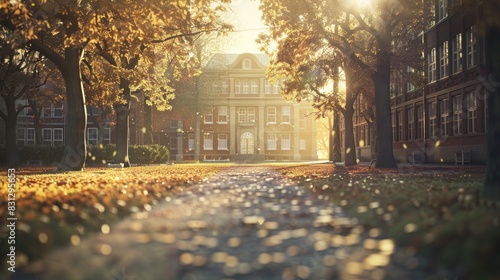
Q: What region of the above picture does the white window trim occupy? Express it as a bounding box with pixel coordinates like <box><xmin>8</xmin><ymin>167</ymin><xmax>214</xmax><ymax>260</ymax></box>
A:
<box><xmin>267</xmin><ymin>107</ymin><xmax>277</xmax><ymax>124</ymax></box>
<box><xmin>218</xmin><ymin>134</ymin><xmax>228</xmax><ymax>150</ymax></box>
<box><xmin>170</xmin><ymin>137</ymin><xmax>178</xmax><ymax>150</ymax></box>
<box><xmin>87</xmin><ymin>127</ymin><xmax>98</xmax><ymax>145</ymax></box>
<box><xmin>53</xmin><ymin>128</ymin><xmax>64</xmax><ymax>143</ymax></box>
<box><xmin>281</xmin><ymin>106</ymin><xmax>291</xmax><ymax>124</ymax></box>
<box><xmin>188</xmin><ymin>134</ymin><xmax>195</xmax><ymax>151</ymax></box>
<box><xmin>267</xmin><ymin>134</ymin><xmax>277</xmax><ymax>150</ymax></box>
<box><xmin>203</xmin><ymin>133</ymin><xmax>213</xmax><ymax>150</ymax></box>
<box><xmin>218</xmin><ymin>107</ymin><xmax>228</xmax><ymax>124</ymax></box>
<box><xmin>281</xmin><ymin>134</ymin><xmax>291</xmax><ymax>150</ymax></box>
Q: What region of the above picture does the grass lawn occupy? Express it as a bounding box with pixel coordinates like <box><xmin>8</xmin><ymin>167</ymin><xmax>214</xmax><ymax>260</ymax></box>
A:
<box><xmin>0</xmin><ymin>163</ymin><xmax>232</xmax><ymax>271</ymax></box>
<box><xmin>275</xmin><ymin>163</ymin><xmax>500</xmax><ymax>279</ymax></box>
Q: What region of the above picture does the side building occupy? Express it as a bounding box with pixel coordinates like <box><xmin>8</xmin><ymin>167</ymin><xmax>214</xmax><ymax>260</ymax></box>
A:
<box><xmin>344</xmin><ymin>0</ymin><xmax>488</xmax><ymax>165</ymax></box>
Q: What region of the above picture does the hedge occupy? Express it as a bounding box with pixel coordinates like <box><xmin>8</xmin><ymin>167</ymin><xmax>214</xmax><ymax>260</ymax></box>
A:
<box><xmin>1</xmin><ymin>144</ymin><xmax>169</xmax><ymax>165</ymax></box>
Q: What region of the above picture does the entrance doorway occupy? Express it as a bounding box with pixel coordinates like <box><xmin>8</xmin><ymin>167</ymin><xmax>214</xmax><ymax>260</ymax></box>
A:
<box><xmin>240</xmin><ymin>132</ymin><xmax>255</xmax><ymax>154</ymax></box>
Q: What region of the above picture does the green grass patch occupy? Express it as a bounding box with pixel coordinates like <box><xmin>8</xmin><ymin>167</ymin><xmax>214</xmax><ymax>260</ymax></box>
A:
<box><xmin>277</xmin><ymin>164</ymin><xmax>500</xmax><ymax>278</ymax></box>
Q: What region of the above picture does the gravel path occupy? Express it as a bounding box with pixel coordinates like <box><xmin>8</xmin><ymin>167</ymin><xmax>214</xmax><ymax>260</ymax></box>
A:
<box><xmin>14</xmin><ymin>166</ymin><xmax>426</xmax><ymax>280</ymax></box>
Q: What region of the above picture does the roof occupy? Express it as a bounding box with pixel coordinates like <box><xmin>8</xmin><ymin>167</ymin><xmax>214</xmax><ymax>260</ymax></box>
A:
<box><xmin>205</xmin><ymin>53</ymin><xmax>269</xmax><ymax>70</ymax></box>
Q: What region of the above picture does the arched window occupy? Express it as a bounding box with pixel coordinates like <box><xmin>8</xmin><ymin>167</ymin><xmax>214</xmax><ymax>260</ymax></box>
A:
<box><xmin>242</xmin><ymin>58</ymin><xmax>251</xmax><ymax>69</ymax></box>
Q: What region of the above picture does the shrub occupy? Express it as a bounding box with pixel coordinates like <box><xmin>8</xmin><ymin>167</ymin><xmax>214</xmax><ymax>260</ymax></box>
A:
<box><xmin>18</xmin><ymin>145</ymin><xmax>65</xmax><ymax>165</ymax></box>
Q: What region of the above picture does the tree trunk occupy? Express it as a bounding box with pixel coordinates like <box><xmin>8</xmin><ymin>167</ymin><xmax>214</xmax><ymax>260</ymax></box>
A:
<box><xmin>369</xmin><ymin>121</ymin><xmax>378</xmax><ymax>160</ymax></box>
<box><xmin>113</xmin><ymin>78</ymin><xmax>131</xmax><ymax>167</ymax></box>
<box><xmin>30</xmin><ymin>103</ymin><xmax>43</xmax><ymax>145</ymax></box>
<box><xmin>343</xmin><ymin>69</ymin><xmax>357</xmax><ymax>166</ymax></box>
<box><xmin>56</xmin><ymin>48</ymin><xmax>87</xmax><ymax>171</ymax></box>
<box><xmin>2</xmin><ymin>97</ymin><xmax>19</xmax><ymax>166</ymax></box>
<box><xmin>143</xmin><ymin>95</ymin><xmax>154</xmax><ymax>145</ymax></box>
<box><xmin>481</xmin><ymin>26</ymin><xmax>500</xmax><ymax>200</ymax></box>
<box><xmin>372</xmin><ymin>47</ymin><xmax>397</xmax><ymax>168</ymax></box>
<box><xmin>331</xmin><ymin>112</ymin><xmax>342</xmax><ymax>162</ymax></box>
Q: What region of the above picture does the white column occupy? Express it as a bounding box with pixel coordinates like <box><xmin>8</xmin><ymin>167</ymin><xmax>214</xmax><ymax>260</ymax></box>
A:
<box><xmin>230</xmin><ymin>106</ymin><xmax>236</xmax><ymax>156</ymax></box>
<box><xmin>293</xmin><ymin>104</ymin><xmax>301</xmax><ymax>160</ymax></box>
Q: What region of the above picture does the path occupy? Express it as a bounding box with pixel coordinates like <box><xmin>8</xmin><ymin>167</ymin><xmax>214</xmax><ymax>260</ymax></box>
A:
<box><xmin>14</xmin><ymin>166</ymin><xmax>424</xmax><ymax>280</ymax></box>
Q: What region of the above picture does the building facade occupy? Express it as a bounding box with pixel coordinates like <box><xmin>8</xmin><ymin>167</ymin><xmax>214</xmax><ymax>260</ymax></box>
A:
<box><xmin>163</xmin><ymin>53</ymin><xmax>319</xmax><ymax>162</ymax></box>
<box><xmin>345</xmin><ymin>0</ymin><xmax>488</xmax><ymax>164</ymax></box>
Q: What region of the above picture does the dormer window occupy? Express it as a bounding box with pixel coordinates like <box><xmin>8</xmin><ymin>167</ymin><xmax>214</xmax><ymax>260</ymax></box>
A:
<box><xmin>243</xmin><ymin>58</ymin><xmax>251</xmax><ymax>69</ymax></box>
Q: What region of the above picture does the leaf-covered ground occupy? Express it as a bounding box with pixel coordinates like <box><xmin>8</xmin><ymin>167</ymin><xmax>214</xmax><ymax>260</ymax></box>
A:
<box><xmin>274</xmin><ymin>163</ymin><xmax>500</xmax><ymax>279</ymax></box>
<box><xmin>0</xmin><ymin>164</ymin><xmax>231</xmax><ymax>269</ymax></box>
<box><xmin>1</xmin><ymin>163</ymin><xmax>499</xmax><ymax>279</ymax></box>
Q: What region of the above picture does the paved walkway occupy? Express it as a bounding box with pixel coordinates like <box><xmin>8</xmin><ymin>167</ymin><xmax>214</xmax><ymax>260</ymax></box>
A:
<box><xmin>14</xmin><ymin>166</ymin><xmax>428</xmax><ymax>280</ymax></box>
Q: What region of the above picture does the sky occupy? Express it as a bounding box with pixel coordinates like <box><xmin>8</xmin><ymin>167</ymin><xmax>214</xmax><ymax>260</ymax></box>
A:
<box><xmin>218</xmin><ymin>0</ymin><xmax>267</xmax><ymax>54</ymax></box>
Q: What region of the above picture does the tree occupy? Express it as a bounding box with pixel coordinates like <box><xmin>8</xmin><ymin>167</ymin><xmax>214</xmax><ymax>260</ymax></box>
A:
<box><xmin>1</xmin><ymin>0</ymin><xmax>231</xmax><ymax>170</ymax></box>
<box><xmin>259</xmin><ymin>0</ymin><xmax>430</xmax><ymax>168</ymax></box>
<box><xmin>0</xmin><ymin>37</ymin><xmax>45</xmax><ymax>166</ymax></box>
<box><xmin>467</xmin><ymin>0</ymin><xmax>500</xmax><ymax>200</ymax></box>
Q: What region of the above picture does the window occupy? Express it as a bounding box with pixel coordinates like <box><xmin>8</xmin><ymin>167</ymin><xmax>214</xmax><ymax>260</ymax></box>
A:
<box><xmin>251</xmin><ymin>80</ymin><xmax>258</xmax><ymax>94</ymax></box>
<box><xmin>300</xmin><ymin>139</ymin><xmax>306</xmax><ymax>150</ymax></box>
<box><xmin>54</xmin><ymin>104</ymin><xmax>63</xmax><ymax>117</ymax></box>
<box><xmin>452</xmin><ymin>33</ymin><xmax>463</xmax><ymax>74</ymax></box>
<box><xmin>27</xmin><ymin>128</ymin><xmax>35</xmax><ymax>145</ymax></box>
<box><xmin>300</xmin><ymin>114</ymin><xmax>306</xmax><ymax>129</ymax></box>
<box><xmin>406</xmin><ymin>67</ymin><xmax>416</xmax><ymax>92</ymax></box>
<box><xmin>43</xmin><ymin>128</ymin><xmax>53</xmax><ymax>145</ymax></box>
<box><xmin>203</xmin><ymin>133</ymin><xmax>213</xmax><ymax>150</ymax></box>
<box><xmin>429</xmin><ymin>102</ymin><xmax>437</xmax><ymax>138</ymax></box>
<box><xmin>247</xmin><ymin>108</ymin><xmax>255</xmax><ymax>122</ymax></box>
<box><xmin>53</xmin><ymin>128</ymin><xmax>63</xmax><ymax>146</ymax></box>
<box><xmin>281</xmin><ymin>134</ymin><xmax>291</xmax><ymax>150</ymax></box>
<box><xmin>42</xmin><ymin>106</ymin><xmax>52</xmax><ymax>118</ymax></box>
<box><xmin>218</xmin><ymin>134</ymin><xmax>228</xmax><ymax>150</ymax></box>
<box><xmin>104</xmin><ymin>128</ymin><xmax>111</xmax><ymax>144</ymax></box>
<box><xmin>41</xmin><ymin>104</ymin><xmax>64</xmax><ymax>117</ymax></box>
<box><xmin>428</xmin><ymin>48</ymin><xmax>437</xmax><ymax>82</ymax></box>
<box><xmin>438</xmin><ymin>0</ymin><xmax>448</xmax><ymax>21</ymax></box>
<box><xmin>417</xmin><ymin>105</ymin><xmax>424</xmax><ymax>139</ymax></box>
<box><xmin>235</xmin><ymin>80</ymin><xmax>241</xmax><ymax>94</ymax></box>
<box><xmin>264</xmin><ymin>81</ymin><xmax>271</xmax><ymax>94</ymax></box>
<box><xmin>16</xmin><ymin>100</ymin><xmax>29</xmax><ymax>116</ymax></box>
<box><xmin>272</xmin><ymin>82</ymin><xmax>280</xmax><ymax>94</ymax></box>
<box><xmin>170</xmin><ymin>137</ymin><xmax>178</xmax><ymax>150</ymax></box>
<box><xmin>281</xmin><ymin>106</ymin><xmax>291</xmax><ymax>123</ymax></box>
<box><xmin>243</xmin><ymin>58</ymin><xmax>251</xmax><ymax>69</ymax></box>
<box><xmin>267</xmin><ymin>134</ymin><xmax>277</xmax><ymax>150</ymax></box>
<box><xmin>204</xmin><ymin>111</ymin><xmax>213</xmax><ymax>124</ymax></box>
<box><xmin>238</xmin><ymin>108</ymin><xmax>247</xmax><ymax>123</ymax></box>
<box><xmin>407</xmin><ymin>107</ymin><xmax>414</xmax><ymax>140</ymax></box>
<box><xmin>397</xmin><ymin>111</ymin><xmax>403</xmax><ymax>141</ymax></box>
<box><xmin>267</xmin><ymin>107</ymin><xmax>276</xmax><ymax>124</ymax></box>
<box><xmin>466</xmin><ymin>26</ymin><xmax>477</xmax><ymax>69</ymax></box>
<box><xmin>453</xmin><ymin>95</ymin><xmax>463</xmax><ymax>135</ymax></box>
<box><xmin>440</xmin><ymin>99</ymin><xmax>449</xmax><ymax>136</ymax></box>
<box><xmin>242</xmin><ymin>80</ymin><xmax>250</xmax><ymax>94</ymax></box>
<box><xmin>87</xmin><ymin>128</ymin><xmax>98</xmax><ymax>145</ymax></box>
<box><xmin>218</xmin><ymin>107</ymin><xmax>228</xmax><ymax>123</ymax></box>
<box><xmin>439</xmin><ymin>41</ymin><xmax>449</xmax><ymax>78</ymax></box>
<box><xmin>17</xmin><ymin>128</ymin><xmax>25</xmax><ymax>145</ymax></box>
<box><xmin>467</xmin><ymin>92</ymin><xmax>477</xmax><ymax>133</ymax></box>
<box><xmin>188</xmin><ymin>134</ymin><xmax>195</xmax><ymax>151</ymax></box>
<box><xmin>429</xmin><ymin>1</ymin><xmax>436</xmax><ymax>27</ymax></box>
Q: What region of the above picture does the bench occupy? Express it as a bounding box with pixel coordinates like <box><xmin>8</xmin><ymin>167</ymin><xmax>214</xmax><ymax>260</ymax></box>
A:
<box><xmin>455</xmin><ymin>150</ymin><xmax>471</xmax><ymax>165</ymax></box>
